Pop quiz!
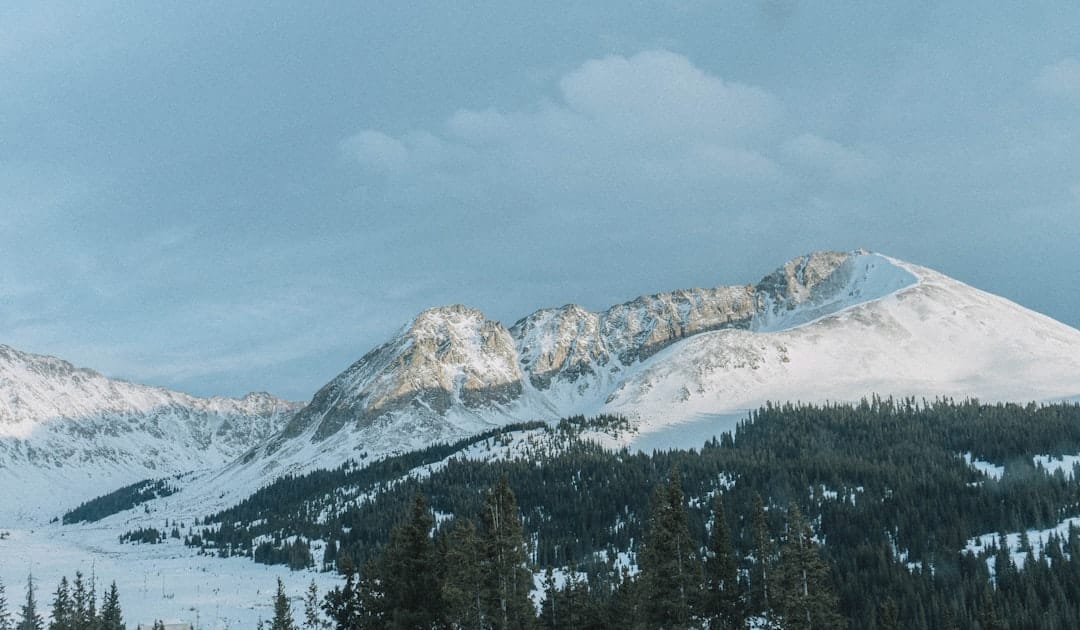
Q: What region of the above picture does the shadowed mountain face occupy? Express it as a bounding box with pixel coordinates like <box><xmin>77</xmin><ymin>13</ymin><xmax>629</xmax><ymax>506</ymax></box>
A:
<box><xmin>282</xmin><ymin>250</ymin><xmax>961</xmax><ymax>442</ymax></box>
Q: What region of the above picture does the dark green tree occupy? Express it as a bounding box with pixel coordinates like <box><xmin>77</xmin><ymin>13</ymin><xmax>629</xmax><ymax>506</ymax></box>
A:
<box><xmin>70</xmin><ymin>572</ymin><xmax>89</xmax><ymax>630</ymax></box>
<box><xmin>638</xmin><ymin>470</ymin><xmax>703</xmax><ymax>629</ymax></box>
<box><xmin>877</xmin><ymin>597</ymin><xmax>899</xmax><ymax>630</ymax></box>
<box><xmin>323</xmin><ymin>562</ymin><xmax>361</xmax><ymax>630</ymax></box>
<box><xmin>379</xmin><ymin>493</ymin><xmax>442</xmax><ymax>628</ymax></box>
<box><xmin>748</xmin><ymin>494</ymin><xmax>773</xmax><ymax>617</ymax></box>
<box><xmin>48</xmin><ymin>577</ymin><xmax>70</xmax><ymax>630</ymax></box>
<box><xmin>0</xmin><ymin>578</ymin><xmax>12</xmax><ymax>630</ymax></box>
<box><xmin>97</xmin><ymin>583</ymin><xmax>123</xmax><ymax>630</ymax></box>
<box><xmin>270</xmin><ymin>578</ymin><xmax>297</xmax><ymax>630</ymax></box>
<box><xmin>481</xmin><ymin>476</ymin><xmax>534</xmax><ymax>630</ymax></box>
<box><xmin>442</xmin><ymin>518</ymin><xmax>485</xmax><ymax>630</ymax></box>
<box><xmin>539</xmin><ymin>568</ymin><xmax>558</xmax><ymax>630</ymax></box>
<box><xmin>303</xmin><ymin>580</ymin><xmax>323</xmax><ymax>630</ymax></box>
<box><xmin>16</xmin><ymin>574</ymin><xmax>43</xmax><ymax>630</ymax></box>
<box><xmin>773</xmin><ymin>504</ymin><xmax>844</xmax><ymax>630</ymax></box>
<box><xmin>704</xmin><ymin>493</ymin><xmax>743</xmax><ymax>629</ymax></box>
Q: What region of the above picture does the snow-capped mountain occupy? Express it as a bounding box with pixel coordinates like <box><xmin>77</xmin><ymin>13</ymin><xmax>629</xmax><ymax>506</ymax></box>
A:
<box><xmin>253</xmin><ymin>250</ymin><xmax>1080</xmax><ymax>476</ymax></box>
<box><xmin>0</xmin><ymin>345</ymin><xmax>300</xmax><ymax>520</ymax></box>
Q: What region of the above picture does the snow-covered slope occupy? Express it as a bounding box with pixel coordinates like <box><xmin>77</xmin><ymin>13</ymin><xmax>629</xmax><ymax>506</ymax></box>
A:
<box><xmin>238</xmin><ymin>249</ymin><xmax>1080</xmax><ymax>482</ymax></box>
<box><xmin>0</xmin><ymin>345</ymin><xmax>300</xmax><ymax>521</ymax></box>
<box><xmin>602</xmin><ymin>256</ymin><xmax>1080</xmax><ymax>437</ymax></box>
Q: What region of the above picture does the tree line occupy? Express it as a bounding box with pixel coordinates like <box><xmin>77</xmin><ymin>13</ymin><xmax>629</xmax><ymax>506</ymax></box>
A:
<box><xmin>0</xmin><ymin>572</ymin><xmax>124</xmax><ymax>630</ymax></box>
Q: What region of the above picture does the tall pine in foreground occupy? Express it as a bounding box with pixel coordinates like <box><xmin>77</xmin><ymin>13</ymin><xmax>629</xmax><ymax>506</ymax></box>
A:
<box><xmin>97</xmin><ymin>582</ymin><xmax>123</xmax><ymax>630</ymax></box>
<box><xmin>16</xmin><ymin>574</ymin><xmax>43</xmax><ymax>630</ymax></box>
<box><xmin>48</xmin><ymin>577</ymin><xmax>70</xmax><ymax>630</ymax></box>
<box><xmin>704</xmin><ymin>494</ymin><xmax>744</xmax><ymax>629</ymax></box>
<box><xmin>748</xmin><ymin>494</ymin><xmax>773</xmax><ymax>619</ymax></box>
<box><xmin>379</xmin><ymin>493</ymin><xmax>442</xmax><ymax>628</ymax></box>
<box><xmin>773</xmin><ymin>504</ymin><xmax>844</xmax><ymax>630</ymax></box>
<box><xmin>481</xmin><ymin>476</ymin><xmax>534</xmax><ymax>630</ymax></box>
<box><xmin>638</xmin><ymin>470</ymin><xmax>703</xmax><ymax>629</ymax></box>
<box><xmin>0</xmin><ymin>578</ymin><xmax>12</xmax><ymax>630</ymax></box>
<box><xmin>441</xmin><ymin>518</ymin><xmax>485</xmax><ymax>629</ymax></box>
<box><xmin>270</xmin><ymin>578</ymin><xmax>297</xmax><ymax>630</ymax></box>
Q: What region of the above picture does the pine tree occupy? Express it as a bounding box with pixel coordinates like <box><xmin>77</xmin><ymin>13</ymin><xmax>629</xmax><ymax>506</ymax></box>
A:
<box><xmin>323</xmin><ymin>562</ymin><xmax>361</xmax><ymax>630</ymax></box>
<box><xmin>379</xmin><ymin>493</ymin><xmax>441</xmax><ymax>628</ymax></box>
<box><xmin>877</xmin><ymin>597</ymin><xmax>900</xmax><ymax>630</ymax></box>
<box><xmin>270</xmin><ymin>578</ymin><xmax>297</xmax><ymax>630</ymax></box>
<box><xmin>773</xmin><ymin>504</ymin><xmax>844</xmax><ymax>630</ymax></box>
<box><xmin>539</xmin><ymin>568</ymin><xmax>558</xmax><ymax>630</ymax></box>
<box><xmin>0</xmin><ymin>578</ymin><xmax>13</xmax><ymax>630</ymax></box>
<box><xmin>48</xmin><ymin>577</ymin><xmax>70</xmax><ymax>630</ymax></box>
<box><xmin>70</xmin><ymin>573</ymin><xmax>89</xmax><ymax>630</ymax></box>
<box><xmin>638</xmin><ymin>470</ymin><xmax>703</xmax><ymax>629</ymax></box>
<box><xmin>442</xmin><ymin>518</ymin><xmax>485</xmax><ymax>630</ymax></box>
<box><xmin>481</xmin><ymin>476</ymin><xmax>534</xmax><ymax>630</ymax></box>
<box><xmin>704</xmin><ymin>493</ymin><xmax>743</xmax><ymax>629</ymax></box>
<box><xmin>97</xmin><ymin>583</ymin><xmax>123</xmax><ymax>630</ymax></box>
<box><xmin>303</xmin><ymin>580</ymin><xmax>323</xmax><ymax>630</ymax></box>
<box><xmin>16</xmin><ymin>574</ymin><xmax>43</xmax><ymax>630</ymax></box>
<box><xmin>748</xmin><ymin>494</ymin><xmax>773</xmax><ymax>617</ymax></box>
<box><xmin>84</xmin><ymin>578</ymin><xmax>95</xmax><ymax>630</ymax></box>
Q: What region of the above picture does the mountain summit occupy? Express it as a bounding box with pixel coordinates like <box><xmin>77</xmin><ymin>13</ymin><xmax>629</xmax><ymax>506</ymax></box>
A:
<box><xmin>270</xmin><ymin>250</ymin><xmax>1080</xmax><ymax>464</ymax></box>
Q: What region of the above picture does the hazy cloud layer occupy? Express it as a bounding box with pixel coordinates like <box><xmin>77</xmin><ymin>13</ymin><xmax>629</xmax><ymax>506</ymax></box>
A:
<box><xmin>2</xmin><ymin>3</ymin><xmax>1079</xmax><ymax>399</ymax></box>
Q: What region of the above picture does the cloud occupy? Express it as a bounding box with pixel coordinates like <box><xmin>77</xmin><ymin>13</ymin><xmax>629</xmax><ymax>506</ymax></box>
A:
<box><xmin>340</xmin><ymin>130</ymin><xmax>409</xmax><ymax>170</ymax></box>
<box><xmin>342</xmin><ymin>50</ymin><xmax>799</xmax><ymax>212</ymax></box>
<box><xmin>556</xmin><ymin>50</ymin><xmax>779</xmax><ymax>142</ymax></box>
<box><xmin>782</xmin><ymin>133</ymin><xmax>880</xmax><ymax>184</ymax></box>
<box><xmin>1034</xmin><ymin>58</ymin><xmax>1080</xmax><ymax>100</ymax></box>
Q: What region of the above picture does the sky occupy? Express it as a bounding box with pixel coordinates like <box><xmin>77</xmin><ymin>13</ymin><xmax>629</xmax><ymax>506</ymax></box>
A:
<box><xmin>1</xmin><ymin>2</ymin><xmax>1078</xmax><ymax>401</ymax></box>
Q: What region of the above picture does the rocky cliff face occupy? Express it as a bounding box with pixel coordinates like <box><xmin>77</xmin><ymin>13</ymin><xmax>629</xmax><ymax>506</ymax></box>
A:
<box><xmin>283</xmin><ymin>305</ymin><xmax>524</xmax><ymax>440</ymax></box>
<box><xmin>288</xmin><ymin>250</ymin><xmax>903</xmax><ymax>441</ymax></box>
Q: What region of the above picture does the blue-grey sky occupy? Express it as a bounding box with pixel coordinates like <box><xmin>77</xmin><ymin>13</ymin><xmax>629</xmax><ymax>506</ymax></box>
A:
<box><xmin>2</xmin><ymin>2</ymin><xmax>1078</xmax><ymax>400</ymax></box>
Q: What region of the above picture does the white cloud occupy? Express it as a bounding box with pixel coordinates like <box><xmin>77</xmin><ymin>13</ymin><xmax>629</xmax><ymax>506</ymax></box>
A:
<box><xmin>782</xmin><ymin>133</ymin><xmax>880</xmax><ymax>184</ymax></box>
<box><xmin>1034</xmin><ymin>57</ymin><xmax>1080</xmax><ymax>100</ymax></box>
<box><xmin>344</xmin><ymin>50</ymin><xmax>789</xmax><ymax>198</ymax></box>
<box><xmin>340</xmin><ymin>130</ymin><xmax>409</xmax><ymax>170</ymax></box>
<box><xmin>557</xmin><ymin>50</ymin><xmax>779</xmax><ymax>142</ymax></box>
<box><xmin>341</xmin><ymin>49</ymin><xmax>873</xmax><ymax>223</ymax></box>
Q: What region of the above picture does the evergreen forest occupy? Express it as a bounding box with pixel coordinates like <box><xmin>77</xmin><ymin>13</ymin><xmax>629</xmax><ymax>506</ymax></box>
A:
<box><xmin>104</xmin><ymin>399</ymin><xmax>1080</xmax><ymax>628</ymax></box>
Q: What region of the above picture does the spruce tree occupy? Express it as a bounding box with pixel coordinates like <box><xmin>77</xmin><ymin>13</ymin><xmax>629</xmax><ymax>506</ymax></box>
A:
<box><xmin>442</xmin><ymin>518</ymin><xmax>485</xmax><ymax>630</ymax></box>
<box><xmin>302</xmin><ymin>580</ymin><xmax>323</xmax><ymax>630</ymax></box>
<box><xmin>638</xmin><ymin>470</ymin><xmax>703</xmax><ymax>629</ymax></box>
<box><xmin>16</xmin><ymin>574</ymin><xmax>43</xmax><ymax>630</ymax></box>
<box><xmin>48</xmin><ymin>577</ymin><xmax>70</xmax><ymax>630</ymax></box>
<box><xmin>323</xmin><ymin>562</ymin><xmax>361</xmax><ymax>630</ymax></box>
<box><xmin>704</xmin><ymin>493</ymin><xmax>743</xmax><ymax>629</ymax></box>
<box><xmin>84</xmin><ymin>578</ymin><xmax>94</xmax><ymax>630</ymax></box>
<box><xmin>270</xmin><ymin>578</ymin><xmax>297</xmax><ymax>630</ymax></box>
<box><xmin>748</xmin><ymin>494</ymin><xmax>773</xmax><ymax>617</ymax></box>
<box><xmin>0</xmin><ymin>578</ymin><xmax>12</xmax><ymax>630</ymax></box>
<box><xmin>539</xmin><ymin>568</ymin><xmax>558</xmax><ymax>630</ymax></box>
<box><xmin>379</xmin><ymin>493</ymin><xmax>441</xmax><ymax>628</ymax></box>
<box><xmin>481</xmin><ymin>476</ymin><xmax>534</xmax><ymax>630</ymax></box>
<box><xmin>773</xmin><ymin>504</ymin><xmax>844</xmax><ymax>630</ymax></box>
<box><xmin>97</xmin><ymin>583</ymin><xmax>123</xmax><ymax>630</ymax></box>
<box><xmin>70</xmin><ymin>573</ymin><xmax>88</xmax><ymax>630</ymax></box>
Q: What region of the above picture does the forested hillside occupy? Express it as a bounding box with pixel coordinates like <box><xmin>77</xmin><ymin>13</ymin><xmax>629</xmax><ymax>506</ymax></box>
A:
<box><xmin>114</xmin><ymin>399</ymin><xmax>1080</xmax><ymax>628</ymax></box>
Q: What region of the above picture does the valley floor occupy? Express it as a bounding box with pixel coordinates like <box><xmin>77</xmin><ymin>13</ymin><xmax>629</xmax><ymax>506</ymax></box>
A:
<box><xmin>0</xmin><ymin>522</ymin><xmax>340</xmax><ymax>629</ymax></box>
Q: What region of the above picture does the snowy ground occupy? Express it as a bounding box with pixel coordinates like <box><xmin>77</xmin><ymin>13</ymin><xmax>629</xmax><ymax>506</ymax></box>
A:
<box><xmin>0</xmin><ymin>522</ymin><xmax>340</xmax><ymax>629</ymax></box>
<box><xmin>963</xmin><ymin>517</ymin><xmax>1080</xmax><ymax>573</ymax></box>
